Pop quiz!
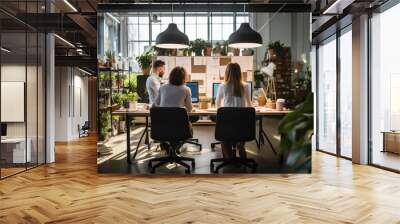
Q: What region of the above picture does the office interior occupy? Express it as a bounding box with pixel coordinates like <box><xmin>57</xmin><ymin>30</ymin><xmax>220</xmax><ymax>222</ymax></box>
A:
<box><xmin>0</xmin><ymin>0</ymin><xmax>400</xmax><ymax>222</ymax></box>
<box><xmin>96</xmin><ymin>6</ymin><xmax>311</xmax><ymax>174</ymax></box>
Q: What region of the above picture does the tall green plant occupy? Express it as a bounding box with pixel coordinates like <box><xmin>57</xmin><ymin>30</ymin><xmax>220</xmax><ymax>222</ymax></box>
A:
<box><xmin>136</xmin><ymin>48</ymin><xmax>154</xmax><ymax>69</ymax></box>
<box><xmin>278</xmin><ymin>93</ymin><xmax>313</xmax><ymax>172</ymax></box>
<box><xmin>98</xmin><ymin>111</ymin><xmax>111</xmax><ymax>141</ymax></box>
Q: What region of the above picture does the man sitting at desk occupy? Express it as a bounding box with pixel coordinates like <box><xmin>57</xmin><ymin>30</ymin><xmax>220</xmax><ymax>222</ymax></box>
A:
<box><xmin>215</xmin><ymin>63</ymin><xmax>252</xmax><ymax>159</ymax></box>
<box><xmin>146</xmin><ymin>60</ymin><xmax>165</xmax><ymax>105</ymax></box>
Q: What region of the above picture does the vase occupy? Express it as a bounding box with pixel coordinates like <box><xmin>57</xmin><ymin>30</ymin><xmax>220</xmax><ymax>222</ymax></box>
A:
<box><xmin>204</xmin><ymin>47</ymin><xmax>212</xmax><ymax>56</ymax></box>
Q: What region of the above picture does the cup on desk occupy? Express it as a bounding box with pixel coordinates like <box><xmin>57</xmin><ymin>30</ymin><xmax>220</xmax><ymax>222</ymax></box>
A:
<box><xmin>276</xmin><ymin>99</ymin><xmax>285</xmax><ymax>111</ymax></box>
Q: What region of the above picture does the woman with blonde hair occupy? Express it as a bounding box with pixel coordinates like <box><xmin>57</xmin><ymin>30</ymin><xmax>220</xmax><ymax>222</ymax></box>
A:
<box><xmin>215</xmin><ymin>63</ymin><xmax>252</xmax><ymax>158</ymax></box>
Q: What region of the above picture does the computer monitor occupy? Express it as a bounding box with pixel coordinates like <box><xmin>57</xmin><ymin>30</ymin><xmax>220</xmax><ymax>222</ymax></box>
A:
<box><xmin>212</xmin><ymin>83</ymin><xmax>221</xmax><ymax>103</ymax></box>
<box><xmin>1</xmin><ymin>123</ymin><xmax>7</xmax><ymax>137</ymax></box>
<box><xmin>186</xmin><ymin>81</ymin><xmax>199</xmax><ymax>103</ymax></box>
<box><xmin>246</xmin><ymin>81</ymin><xmax>253</xmax><ymax>100</ymax></box>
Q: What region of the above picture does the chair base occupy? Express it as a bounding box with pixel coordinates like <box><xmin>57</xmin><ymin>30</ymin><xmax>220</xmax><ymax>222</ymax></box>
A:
<box><xmin>148</xmin><ymin>143</ymin><xmax>195</xmax><ymax>174</ymax></box>
<box><xmin>210</xmin><ymin>157</ymin><xmax>257</xmax><ymax>173</ymax></box>
<box><xmin>183</xmin><ymin>138</ymin><xmax>202</xmax><ymax>152</ymax></box>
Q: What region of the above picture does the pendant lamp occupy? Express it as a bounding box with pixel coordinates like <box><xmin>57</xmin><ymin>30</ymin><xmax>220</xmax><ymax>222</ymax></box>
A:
<box><xmin>155</xmin><ymin>23</ymin><xmax>189</xmax><ymax>49</ymax></box>
<box><xmin>228</xmin><ymin>23</ymin><xmax>262</xmax><ymax>49</ymax></box>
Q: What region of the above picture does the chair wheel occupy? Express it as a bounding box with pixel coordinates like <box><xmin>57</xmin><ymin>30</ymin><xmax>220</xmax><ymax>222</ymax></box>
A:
<box><xmin>150</xmin><ymin>169</ymin><xmax>155</xmax><ymax>174</ymax></box>
<box><xmin>185</xmin><ymin>169</ymin><xmax>191</xmax><ymax>174</ymax></box>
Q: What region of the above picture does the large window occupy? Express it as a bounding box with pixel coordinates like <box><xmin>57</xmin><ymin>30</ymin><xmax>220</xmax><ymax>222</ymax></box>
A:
<box><xmin>370</xmin><ymin>3</ymin><xmax>400</xmax><ymax>171</ymax></box>
<box><xmin>339</xmin><ymin>28</ymin><xmax>352</xmax><ymax>158</ymax></box>
<box><xmin>317</xmin><ymin>36</ymin><xmax>337</xmax><ymax>154</ymax></box>
<box><xmin>126</xmin><ymin>13</ymin><xmax>249</xmax><ymax>58</ymax></box>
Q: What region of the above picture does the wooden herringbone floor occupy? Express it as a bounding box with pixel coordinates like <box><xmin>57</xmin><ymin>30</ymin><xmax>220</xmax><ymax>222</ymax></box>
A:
<box><xmin>1</xmin><ymin>135</ymin><xmax>400</xmax><ymax>224</ymax></box>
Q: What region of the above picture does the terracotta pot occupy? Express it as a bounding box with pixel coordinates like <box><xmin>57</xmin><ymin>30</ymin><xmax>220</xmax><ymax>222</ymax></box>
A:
<box><xmin>204</xmin><ymin>47</ymin><xmax>212</xmax><ymax>56</ymax></box>
<box><xmin>233</xmin><ymin>48</ymin><xmax>240</xmax><ymax>56</ymax></box>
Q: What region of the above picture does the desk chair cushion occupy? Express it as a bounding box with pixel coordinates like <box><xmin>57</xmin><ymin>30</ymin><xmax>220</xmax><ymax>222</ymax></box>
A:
<box><xmin>215</xmin><ymin>107</ymin><xmax>256</xmax><ymax>142</ymax></box>
<box><xmin>150</xmin><ymin>107</ymin><xmax>192</xmax><ymax>141</ymax></box>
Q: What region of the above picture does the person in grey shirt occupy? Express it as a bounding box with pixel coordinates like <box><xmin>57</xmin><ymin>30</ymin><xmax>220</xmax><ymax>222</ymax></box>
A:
<box><xmin>154</xmin><ymin>66</ymin><xmax>192</xmax><ymax>112</ymax></box>
<box><xmin>146</xmin><ymin>60</ymin><xmax>165</xmax><ymax>105</ymax></box>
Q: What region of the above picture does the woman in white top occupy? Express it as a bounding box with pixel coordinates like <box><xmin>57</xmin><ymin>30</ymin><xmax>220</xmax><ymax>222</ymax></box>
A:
<box><xmin>154</xmin><ymin>66</ymin><xmax>192</xmax><ymax>111</ymax></box>
<box><xmin>215</xmin><ymin>63</ymin><xmax>252</xmax><ymax>159</ymax></box>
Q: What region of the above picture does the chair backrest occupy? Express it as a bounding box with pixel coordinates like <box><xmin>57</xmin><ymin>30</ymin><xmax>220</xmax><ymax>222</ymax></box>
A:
<box><xmin>215</xmin><ymin>107</ymin><xmax>256</xmax><ymax>142</ymax></box>
<box><xmin>150</xmin><ymin>107</ymin><xmax>192</xmax><ymax>142</ymax></box>
<box><xmin>137</xmin><ymin>75</ymin><xmax>149</xmax><ymax>103</ymax></box>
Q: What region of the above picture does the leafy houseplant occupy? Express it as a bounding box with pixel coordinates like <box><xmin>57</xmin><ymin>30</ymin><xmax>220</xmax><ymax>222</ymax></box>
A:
<box><xmin>191</xmin><ymin>38</ymin><xmax>206</xmax><ymax>56</ymax></box>
<box><xmin>105</xmin><ymin>50</ymin><xmax>116</xmax><ymax>67</ymax></box>
<box><xmin>136</xmin><ymin>48</ymin><xmax>154</xmax><ymax>75</ymax></box>
<box><xmin>124</xmin><ymin>72</ymin><xmax>138</xmax><ymax>93</ymax></box>
<box><xmin>98</xmin><ymin>111</ymin><xmax>111</xmax><ymax>142</ymax></box>
<box><xmin>112</xmin><ymin>92</ymin><xmax>123</xmax><ymax>107</ymax></box>
<box><xmin>122</xmin><ymin>92</ymin><xmax>139</xmax><ymax>109</ymax></box>
<box><xmin>213</xmin><ymin>42</ymin><xmax>222</xmax><ymax>56</ymax></box>
<box><xmin>268</xmin><ymin>41</ymin><xmax>286</xmax><ymax>59</ymax></box>
<box><xmin>204</xmin><ymin>42</ymin><xmax>213</xmax><ymax>56</ymax></box>
<box><xmin>278</xmin><ymin>93</ymin><xmax>313</xmax><ymax>173</ymax></box>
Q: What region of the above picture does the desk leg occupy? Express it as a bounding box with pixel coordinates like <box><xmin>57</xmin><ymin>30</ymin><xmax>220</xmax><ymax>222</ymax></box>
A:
<box><xmin>145</xmin><ymin>117</ymin><xmax>150</xmax><ymax>151</ymax></box>
<box><xmin>126</xmin><ymin>114</ymin><xmax>131</xmax><ymax>164</ymax></box>
<box><xmin>257</xmin><ymin>116</ymin><xmax>277</xmax><ymax>155</ymax></box>
<box><xmin>132</xmin><ymin>122</ymin><xmax>148</xmax><ymax>160</ymax></box>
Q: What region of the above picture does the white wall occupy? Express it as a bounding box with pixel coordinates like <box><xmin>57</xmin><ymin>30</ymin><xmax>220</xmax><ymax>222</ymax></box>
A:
<box><xmin>55</xmin><ymin>67</ymin><xmax>89</xmax><ymax>141</ymax></box>
<box><xmin>252</xmin><ymin>13</ymin><xmax>310</xmax><ymax>66</ymax></box>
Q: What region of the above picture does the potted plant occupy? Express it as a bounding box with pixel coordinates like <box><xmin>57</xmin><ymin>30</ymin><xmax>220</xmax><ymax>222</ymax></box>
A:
<box><xmin>221</xmin><ymin>41</ymin><xmax>229</xmax><ymax>56</ymax></box>
<box><xmin>268</xmin><ymin>41</ymin><xmax>286</xmax><ymax>59</ymax></box>
<box><xmin>105</xmin><ymin>50</ymin><xmax>116</xmax><ymax>68</ymax></box>
<box><xmin>231</xmin><ymin>47</ymin><xmax>240</xmax><ymax>56</ymax></box>
<box><xmin>112</xmin><ymin>92</ymin><xmax>123</xmax><ymax>108</ymax></box>
<box><xmin>136</xmin><ymin>49</ymin><xmax>154</xmax><ymax>75</ymax></box>
<box><xmin>122</xmin><ymin>92</ymin><xmax>139</xmax><ymax>110</ymax></box>
<box><xmin>191</xmin><ymin>38</ymin><xmax>206</xmax><ymax>56</ymax></box>
<box><xmin>111</xmin><ymin>72</ymin><xmax>118</xmax><ymax>87</ymax></box>
<box><xmin>213</xmin><ymin>42</ymin><xmax>222</xmax><ymax>56</ymax></box>
<box><xmin>124</xmin><ymin>72</ymin><xmax>138</xmax><ymax>93</ymax></box>
<box><xmin>242</xmin><ymin>48</ymin><xmax>254</xmax><ymax>56</ymax></box>
<box><xmin>204</xmin><ymin>41</ymin><xmax>213</xmax><ymax>56</ymax></box>
<box><xmin>98</xmin><ymin>111</ymin><xmax>111</xmax><ymax>142</ymax></box>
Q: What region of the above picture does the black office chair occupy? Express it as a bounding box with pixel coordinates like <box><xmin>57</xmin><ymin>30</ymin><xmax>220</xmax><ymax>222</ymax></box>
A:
<box><xmin>148</xmin><ymin>107</ymin><xmax>196</xmax><ymax>174</ymax></box>
<box><xmin>210</xmin><ymin>107</ymin><xmax>258</xmax><ymax>173</ymax></box>
<box><xmin>209</xmin><ymin>116</ymin><xmax>220</xmax><ymax>151</ymax></box>
<box><xmin>78</xmin><ymin>121</ymin><xmax>90</xmax><ymax>138</ymax></box>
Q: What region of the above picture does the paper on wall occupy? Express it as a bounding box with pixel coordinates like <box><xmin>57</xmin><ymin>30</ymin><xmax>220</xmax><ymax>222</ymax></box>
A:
<box><xmin>175</xmin><ymin>57</ymin><xmax>192</xmax><ymax>74</ymax></box>
<box><xmin>193</xmin><ymin>56</ymin><xmax>207</xmax><ymax>65</ymax></box>
<box><xmin>231</xmin><ymin>56</ymin><xmax>253</xmax><ymax>71</ymax></box>
<box><xmin>206</xmin><ymin>56</ymin><xmax>220</xmax><ymax>66</ymax></box>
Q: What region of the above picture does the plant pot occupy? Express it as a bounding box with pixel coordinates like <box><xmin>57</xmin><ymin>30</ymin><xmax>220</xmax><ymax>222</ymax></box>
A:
<box><xmin>141</xmin><ymin>67</ymin><xmax>151</xmax><ymax>76</ymax></box>
<box><xmin>123</xmin><ymin>101</ymin><xmax>130</xmax><ymax>109</ymax></box>
<box><xmin>194</xmin><ymin>50</ymin><xmax>203</xmax><ymax>56</ymax></box>
<box><xmin>129</xmin><ymin>101</ymin><xmax>137</xmax><ymax>110</ymax></box>
<box><xmin>242</xmin><ymin>49</ymin><xmax>254</xmax><ymax>56</ymax></box>
<box><xmin>170</xmin><ymin>49</ymin><xmax>177</xmax><ymax>56</ymax></box>
<box><xmin>232</xmin><ymin>48</ymin><xmax>240</xmax><ymax>56</ymax></box>
<box><xmin>204</xmin><ymin>47</ymin><xmax>212</xmax><ymax>56</ymax></box>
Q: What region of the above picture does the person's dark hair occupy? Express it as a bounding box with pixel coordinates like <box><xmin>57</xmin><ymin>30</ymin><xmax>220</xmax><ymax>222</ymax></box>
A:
<box><xmin>169</xmin><ymin>66</ymin><xmax>186</xmax><ymax>86</ymax></box>
<box><xmin>153</xmin><ymin>60</ymin><xmax>165</xmax><ymax>69</ymax></box>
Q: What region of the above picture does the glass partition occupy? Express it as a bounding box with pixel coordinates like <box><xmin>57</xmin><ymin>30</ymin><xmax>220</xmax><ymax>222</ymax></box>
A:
<box><xmin>339</xmin><ymin>28</ymin><xmax>352</xmax><ymax>158</ymax></box>
<box><xmin>370</xmin><ymin>3</ymin><xmax>400</xmax><ymax>171</ymax></box>
<box><xmin>317</xmin><ymin>36</ymin><xmax>337</xmax><ymax>155</ymax></box>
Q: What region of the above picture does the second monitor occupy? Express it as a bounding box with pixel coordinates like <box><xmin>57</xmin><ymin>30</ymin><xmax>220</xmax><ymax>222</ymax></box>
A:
<box><xmin>186</xmin><ymin>81</ymin><xmax>199</xmax><ymax>103</ymax></box>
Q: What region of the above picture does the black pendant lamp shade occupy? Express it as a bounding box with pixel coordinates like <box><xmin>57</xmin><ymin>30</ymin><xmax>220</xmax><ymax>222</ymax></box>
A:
<box><xmin>228</xmin><ymin>23</ymin><xmax>262</xmax><ymax>49</ymax></box>
<box><xmin>155</xmin><ymin>23</ymin><xmax>189</xmax><ymax>49</ymax></box>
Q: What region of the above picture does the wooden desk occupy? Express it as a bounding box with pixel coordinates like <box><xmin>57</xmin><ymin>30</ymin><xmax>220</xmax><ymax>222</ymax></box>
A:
<box><xmin>113</xmin><ymin>107</ymin><xmax>291</xmax><ymax>164</ymax></box>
